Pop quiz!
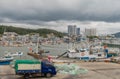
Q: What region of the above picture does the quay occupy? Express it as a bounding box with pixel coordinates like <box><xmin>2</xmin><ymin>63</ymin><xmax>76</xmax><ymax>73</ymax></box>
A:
<box><xmin>1</xmin><ymin>62</ymin><xmax>120</xmax><ymax>79</ymax></box>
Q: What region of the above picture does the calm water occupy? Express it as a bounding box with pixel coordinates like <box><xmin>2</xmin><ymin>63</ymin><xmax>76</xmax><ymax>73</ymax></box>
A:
<box><xmin>1</xmin><ymin>39</ymin><xmax>120</xmax><ymax>58</ymax></box>
<box><xmin>0</xmin><ymin>45</ymin><xmax>32</xmax><ymax>59</ymax></box>
<box><xmin>0</xmin><ymin>42</ymin><xmax>85</xmax><ymax>58</ymax></box>
<box><xmin>0</xmin><ymin>43</ymin><xmax>69</xmax><ymax>58</ymax></box>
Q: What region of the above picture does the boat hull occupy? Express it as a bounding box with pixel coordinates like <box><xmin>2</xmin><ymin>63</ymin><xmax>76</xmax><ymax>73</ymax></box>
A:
<box><xmin>0</xmin><ymin>60</ymin><xmax>12</xmax><ymax>65</ymax></box>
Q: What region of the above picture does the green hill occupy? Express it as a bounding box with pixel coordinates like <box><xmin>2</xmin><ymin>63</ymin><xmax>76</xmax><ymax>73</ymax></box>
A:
<box><xmin>0</xmin><ymin>25</ymin><xmax>64</xmax><ymax>38</ymax></box>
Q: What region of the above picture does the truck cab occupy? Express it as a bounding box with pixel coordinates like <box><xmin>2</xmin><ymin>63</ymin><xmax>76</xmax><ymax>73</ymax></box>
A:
<box><xmin>41</xmin><ymin>60</ymin><xmax>56</xmax><ymax>77</ymax></box>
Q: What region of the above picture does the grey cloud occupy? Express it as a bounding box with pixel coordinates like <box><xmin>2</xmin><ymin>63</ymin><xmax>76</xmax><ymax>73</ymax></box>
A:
<box><xmin>1</xmin><ymin>0</ymin><xmax>120</xmax><ymax>34</ymax></box>
<box><xmin>0</xmin><ymin>0</ymin><xmax>120</xmax><ymax>23</ymax></box>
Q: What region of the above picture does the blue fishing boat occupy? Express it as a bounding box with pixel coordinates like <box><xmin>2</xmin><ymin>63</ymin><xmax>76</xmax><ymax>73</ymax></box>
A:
<box><xmin>0</xmin><ymin>56</ymin><xmax>14</xmax><ymax>65</ymax></box>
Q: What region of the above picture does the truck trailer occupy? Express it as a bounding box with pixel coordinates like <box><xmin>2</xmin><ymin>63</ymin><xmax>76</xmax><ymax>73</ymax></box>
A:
<box><xmin>15</xmin><ymin>59</ymin><xmax>56</xmax><ymax>78</ymax></box>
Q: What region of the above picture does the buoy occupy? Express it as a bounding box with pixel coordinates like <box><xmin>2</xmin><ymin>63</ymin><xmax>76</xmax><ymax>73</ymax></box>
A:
<box><xmin>29</xmin><ymin>47</ymin><xmax>32</xmax><ymax>52</ymax></box>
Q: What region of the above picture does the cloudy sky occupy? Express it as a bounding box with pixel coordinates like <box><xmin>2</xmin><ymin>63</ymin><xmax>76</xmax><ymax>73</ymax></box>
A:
<box><xmin>0</xmin><ymin>0</ymin><xmax>120</xmax><ymax>34</ymax></box>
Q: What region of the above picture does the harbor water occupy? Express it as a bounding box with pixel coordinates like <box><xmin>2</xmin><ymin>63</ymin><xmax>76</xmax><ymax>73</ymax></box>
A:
<box><xmin>0</xmin><ymin>43</ymin><xmax>70</xmax><ymax>59</ymax></box>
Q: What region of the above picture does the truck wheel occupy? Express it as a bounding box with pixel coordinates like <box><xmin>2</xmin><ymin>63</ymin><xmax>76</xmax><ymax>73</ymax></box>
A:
<box><xmin>46</xmin><ymin>73</ymin><xmax>52</xmax><ymax>78</ymax></box>
<box><xmin>41</xmin><ymin>73</ymin><xmax>45</xmax><ymax>77</ymax></box>
<box><xmin>24</xmin><ymin>74</ymin><xmax>29</xmax><ymax>79</ymax></box>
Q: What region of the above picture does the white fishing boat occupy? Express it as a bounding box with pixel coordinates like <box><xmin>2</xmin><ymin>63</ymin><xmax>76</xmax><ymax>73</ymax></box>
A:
<box><xmin>0</xmin><ymin>56</ymin><xmax>13</xmax><ymax>61</ymax></box>
<box><xmin>66</xmin><ymin>47</ymin><xmax>106</xmax><ymax>61</ymax></box>
<box><xmin>13</xmin><ymin>51</ymin><xmax>23</xmax><ymax>56</ymax></box>
<box><xmin>5</xmin><ymin>52</ymin><xmax>14</xmax><ymax>57</ymax></box>
<box><xmin>5</xmin><ymin>51</ymin><xmax>23</xmax><ymax>57</ymax></box>
<box><xmin>66</xmin><ymin>48</ymin><xmax>90</xmax><ymax>58</ymax></box>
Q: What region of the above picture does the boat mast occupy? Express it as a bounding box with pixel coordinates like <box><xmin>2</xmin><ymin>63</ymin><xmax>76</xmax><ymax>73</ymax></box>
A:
<box><xmin>36</xmin><ymin>37</ymin><xmax>39</xmax><ymax>53</ymax></box>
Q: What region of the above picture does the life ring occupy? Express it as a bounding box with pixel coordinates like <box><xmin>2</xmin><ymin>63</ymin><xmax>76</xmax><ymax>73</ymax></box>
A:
<box><xmin>81</xmin><ymin>52</ymin><xmax>85</xmax><ymax>56</ymax></box>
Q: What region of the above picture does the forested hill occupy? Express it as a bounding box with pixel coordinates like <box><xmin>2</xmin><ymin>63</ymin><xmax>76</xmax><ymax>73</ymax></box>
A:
<box><xmin>0</xmin><ymin>25</ymin><xmax>64</xmax><ymax>37</ymax></box>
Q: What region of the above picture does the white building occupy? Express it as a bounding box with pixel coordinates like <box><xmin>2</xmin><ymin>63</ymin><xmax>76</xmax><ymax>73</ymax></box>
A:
<box><xmin>68</xmin><ymin>25</ymin><xmax>77</xmax><ymax>36</ymax></box>
<box><xmin>30</xmin><ymin>33</ymin><xmax>39</xmax><ymax>43</ymax></box>
<box><xmin>2</xmin><ymin>32</ymin><xmax>18</xmax><ymax>41</ymax></box>
<box><xmin>85</xmin><ymin>28</ymin><xmax>97</xmax><ymax>36</ymax></box>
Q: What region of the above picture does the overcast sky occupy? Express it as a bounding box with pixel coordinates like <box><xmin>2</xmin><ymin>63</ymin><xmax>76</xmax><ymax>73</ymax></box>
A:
<box><xmin>0</xmin><ymin>0</ymin><xmax>120</xmax><ymax>34</ymax></box>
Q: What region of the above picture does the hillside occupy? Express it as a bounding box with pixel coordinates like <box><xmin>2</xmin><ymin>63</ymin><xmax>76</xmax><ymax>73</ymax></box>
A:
<box><xmin>113</xmin><ymin>32</ymin><xmax>120</xmax><ymax>38</ymax></box>
<box><xmin>0</xmin><ymin>25</ymin><xmax>64</xmax><ymax>37</ymax></box>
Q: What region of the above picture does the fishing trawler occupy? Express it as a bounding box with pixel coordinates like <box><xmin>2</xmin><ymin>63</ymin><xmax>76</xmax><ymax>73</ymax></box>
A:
<box><xmin>27</xmin><ymin>38</ymin><xmax>46</xmax><ymax>59</ymax></box>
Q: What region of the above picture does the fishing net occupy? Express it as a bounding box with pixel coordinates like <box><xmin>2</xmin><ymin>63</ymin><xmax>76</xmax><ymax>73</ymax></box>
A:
<box><xmin>55</xmin><ymin>64</ymin><xmax>88</xmax><ymax>75</ymax></box>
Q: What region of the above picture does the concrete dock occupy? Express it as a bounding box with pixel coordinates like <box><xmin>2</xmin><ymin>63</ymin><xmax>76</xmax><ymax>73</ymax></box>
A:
<box><xmin>0</xmin><ymin>65</ymin><xmax>22</xmax><ymax>79</ymax></box>
<box><xmin>0</xmin><ymin>62</ymin><xmax>120</xmax><ymax>79</ymax></box>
